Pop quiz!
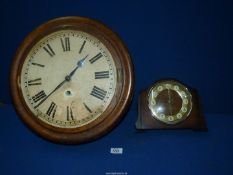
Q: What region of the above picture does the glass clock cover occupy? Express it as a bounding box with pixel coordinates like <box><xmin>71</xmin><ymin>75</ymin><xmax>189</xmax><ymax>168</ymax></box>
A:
<box><xmin>148</xmin><ymin>80</ymin><xmax>192</xmax><ymax>124</ymax></box>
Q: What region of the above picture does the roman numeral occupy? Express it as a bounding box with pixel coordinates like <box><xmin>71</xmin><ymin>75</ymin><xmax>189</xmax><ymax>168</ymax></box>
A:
<box><xmin>83</xmin><ymin>103</ymin><xmax>92</xmax><ymax>113</ymax></box>
<box><xmin>79</xmin><ymin>40</ymin><xmax>86</xmax><ymax>54</ymax></box>
<box><xmin>28</xmin><ymin>78</ymin><xmax>42</xmax><ymax>86</ymax></box>
<box><xmin>89</xmin><ymin>53</ymin><xmax>103</xmax><ymax>64</ymax></box>
<box><xmin>67</xmin><ymin>106</ymin><xmax>74</xmax><ymax>121</ymax></box>
<box><xmin>32</xmin><ymin>90</ymin><xmax>47</xmax><ymax>103</ymax></box>
<box><xmin>60</xmin><ymin>37</ymin><xmax>70</xmax><ymax>52</ymax></box>
<box><xmin>90</xmin><ymin>86</ymin><xmax>107</xmax><ymax>100</ymax></box>
<box><xmin>46</xmin><ymin>102</ymin><xmax>57</xmax><ymax>118</ymax></box>
<box><xmin>31</xmin><ymin>62</ymin><xmax>45</xmax><ymax>67</ymax></box>
<box><xmin>43</xmin><ymin>44</ymin><xmax>55</xmax><ymax>57</ymax></box>
<box><xmin>95</xmin><ymin>71</ymin><xmax>109</xmax><ymax>79</ymax></box>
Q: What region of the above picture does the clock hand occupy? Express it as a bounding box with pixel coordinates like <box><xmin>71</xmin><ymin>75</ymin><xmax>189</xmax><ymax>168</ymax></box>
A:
<box><xmin>34</xmin><ymin>78</ymin><xmax>67</xmax><ymax>108</ymax></box>
<box><xmin>68</xmin><ymin>54</ymin><xmax>88</xmax><ymax>79</ymax></box>
<box><xmin>34</xmin><ymin>55</ymin><xmax>89</xmax><ymax>109</ymax></box>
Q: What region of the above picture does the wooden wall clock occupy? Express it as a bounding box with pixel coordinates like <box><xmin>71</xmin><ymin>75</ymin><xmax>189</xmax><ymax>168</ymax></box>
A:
<box><xmin>10</xmin><ymin>16</ymin><xmax>134</xmax><ymax>144</ymax></box>
<box><xmin>136</xmin><ymin>79</ymin><xmax>207</xmax><ymax>130</ymax></box>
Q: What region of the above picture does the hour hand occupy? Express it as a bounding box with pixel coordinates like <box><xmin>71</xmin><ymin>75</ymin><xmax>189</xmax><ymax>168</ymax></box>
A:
<box><xmin>68</xmin><ymin>54</ymin><xmax>89</xmax><ymax>79</ymax></box>
<box><xmin>77</xmin><ymin>54</ymin><xmax>89</xmax><ymax>68</ymax></box>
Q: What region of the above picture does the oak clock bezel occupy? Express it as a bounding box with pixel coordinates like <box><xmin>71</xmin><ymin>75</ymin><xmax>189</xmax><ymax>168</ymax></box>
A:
<box><xmin>10</xmin><ymin>16</ymin><xmax>134</xmax><ymax>144</ymax></box>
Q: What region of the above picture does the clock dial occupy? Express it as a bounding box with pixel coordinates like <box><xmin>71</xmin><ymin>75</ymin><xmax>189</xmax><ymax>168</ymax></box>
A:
<box><xmin>155</xmin><ymin>90</ymin><xmax>182</xmax><ymax>116</ymax></box>
<box><xmin>148</xmin><ymin>80</ymin><xmax>192</xmax><ymax>124</ymax></box>
<box><xmin>11</xmin><ymin>16</ymin><xmax>134</xmax><ymax>144</ymax></box>
<box><xmin>20</xmin><ymin>30</ymin><xmax>117</xmax><ymax>128</ymax></box>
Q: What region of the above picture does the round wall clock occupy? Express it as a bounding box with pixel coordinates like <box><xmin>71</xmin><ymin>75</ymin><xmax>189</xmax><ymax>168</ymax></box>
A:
<box><xmin>136</xmin><ymin>79</ymin><xmax>207</xmax><ymax>130</ymax></box>
<box><xmin>10</xmin><ymin>16</ymin><xmax>134</xmax><ymax>144</ymax></box>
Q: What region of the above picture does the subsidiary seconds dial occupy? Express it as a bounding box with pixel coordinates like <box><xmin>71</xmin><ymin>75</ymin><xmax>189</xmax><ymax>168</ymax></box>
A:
<box><xmin>11</xmin><ymin>17</ymin><xmax>134</xmax><ymax>144</ymax></box>
<box><xmin>21</xmin><ymin>30</ymin><xmax>116</xmax><ymax>128</ymax></box>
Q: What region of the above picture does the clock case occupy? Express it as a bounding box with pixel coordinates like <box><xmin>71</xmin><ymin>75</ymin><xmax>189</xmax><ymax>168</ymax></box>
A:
<box><xmin>136</xmin><ymin>79</ymin><xmax>207</xmax><ymax>131</ymax></box>
<box><xmin>10</xmin><ymin>16</ymin><xmax>134</xmax><ymax>144</ymax></box>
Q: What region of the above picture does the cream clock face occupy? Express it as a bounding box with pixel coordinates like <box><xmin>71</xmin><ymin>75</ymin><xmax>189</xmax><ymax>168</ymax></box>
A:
<box><xmin>20</xmin><ymin>30</ymin><xmax>117</xmax><ymax>128</ymax></box>
<box><xmin>148</xmin><ymin>80</ymin><xmax>192</xmax><ymax>124</ymax></box>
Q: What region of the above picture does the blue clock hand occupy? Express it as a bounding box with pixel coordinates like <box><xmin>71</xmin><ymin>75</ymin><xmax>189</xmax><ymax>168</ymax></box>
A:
<box><xmin>67</xmin><ymin>54</ymin><xmax>88</xmax><ymax>80</ymax></box>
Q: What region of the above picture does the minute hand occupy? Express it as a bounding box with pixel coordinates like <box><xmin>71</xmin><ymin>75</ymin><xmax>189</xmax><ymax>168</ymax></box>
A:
<box><xmin>34</xmin><ymin>78</ymin><xmax>67</xmax><ymax>108</ymax></box>
<box><xmin>34</xmin><ymin>55</ymin><xmax>88</xmax><ymax>109</ymax></box>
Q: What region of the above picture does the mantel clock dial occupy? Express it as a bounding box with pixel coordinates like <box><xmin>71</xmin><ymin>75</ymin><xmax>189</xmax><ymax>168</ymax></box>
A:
<box><xmin>148</xmin><ymin>80</ymin><xmax>192</xmax><ymax>124</ymax></box>
<box><xmin>136</xmin><ymin>79</ymin><xmax>207</xmax><ymax>130</ymax></box>
<box><xmin>10</xmin><ymin>16</ymin><xmax>134</xmax><ymax>144</ymax></box>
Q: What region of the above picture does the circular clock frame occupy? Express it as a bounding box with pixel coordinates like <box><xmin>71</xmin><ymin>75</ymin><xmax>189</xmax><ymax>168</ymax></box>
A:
<box><xmin>10</xmin><ymin>16</ymin><xmax>134</xmax><ymax>144</ymax></box>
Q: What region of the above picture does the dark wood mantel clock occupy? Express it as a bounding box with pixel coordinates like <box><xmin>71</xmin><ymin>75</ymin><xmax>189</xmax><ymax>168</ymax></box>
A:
<box><xmin>136</xmin><ymin>79</ymin><xmax>207</xmax><ymax>130</ymax></box>
<box><xmin>10</xmin><ymin>16</ymin><xmax>134</xmax><ymax>144</ymax></box>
